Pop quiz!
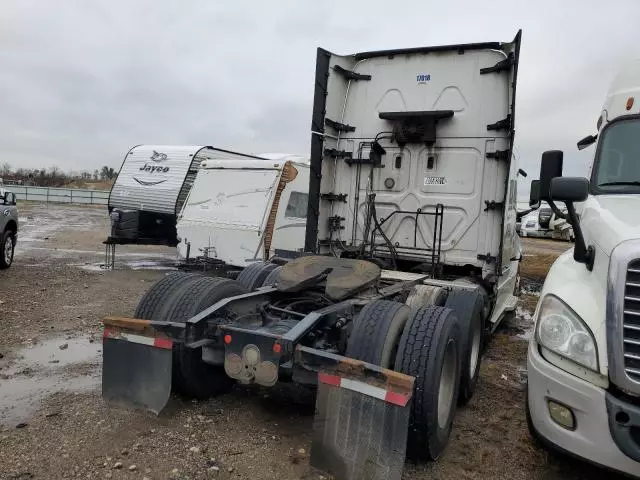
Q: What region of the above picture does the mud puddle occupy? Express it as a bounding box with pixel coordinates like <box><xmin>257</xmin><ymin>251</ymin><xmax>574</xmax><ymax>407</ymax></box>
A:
<box><xmin>16</xmin><ymin>206</ymin><xmax>101</xmax><ymax>247</ymax></box>
<box><xmin>515</xmin><ymin>306</ymin><xmax>535</xmax><ymax>340</ymax></box>
<box><xmin>521</xmin><ymin>277</ymin><xmax>543</xmax><ymax>294</ymax></box>
<box><xmin>125</xmin><ymin>259</ymin><xmax>177</xmax><ymax>271</ymax></box>
<box><xmin>0</xmin><ymin>336</ymin><xmax>101</xmax><ymax>427</ymax></box>
<box><xmin>72</xmin><ymin>258</ymin><xmax>178</xmax><ymax>272</ymax></box>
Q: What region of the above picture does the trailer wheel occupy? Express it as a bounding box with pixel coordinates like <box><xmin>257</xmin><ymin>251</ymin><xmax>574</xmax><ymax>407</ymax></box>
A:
<box><xmin>167</xmin><ymin>276</ymin><xmax>246</xmax><ymax>399</ymax></box>
<box><xmin>346</xmin><ymin>300</ymin><xmax>410</xmax><ymax>368</ymax></box>
<box><xmin>236</xmin><ymin>262</ymin><xmax>278</xmax><ymax>291</ymax></box>
<box><xmin>134</xmin><ymin>272</ymin><xmax>200</xmax><ymax>320</ymax></box>
<box><xmin>261</xmin><ymin>265</ymin><xmax>283</xmax><ymax>287</ymax></box>
<box><xmin>444</xmin><ymin>289</ymin><xmax>484</xmax><ymax>405</ymax></box>
<box><xmin>394</xmin><ymin>305</ymin><xmax>461</xmax><ymax>460</ymax></box>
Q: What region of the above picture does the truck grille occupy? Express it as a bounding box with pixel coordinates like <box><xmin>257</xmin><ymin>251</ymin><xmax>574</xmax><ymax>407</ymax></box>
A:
<box><xmin>623</xmin><ymin>259</ymin><xmax>640</xmax><ymax>381</ymax></box>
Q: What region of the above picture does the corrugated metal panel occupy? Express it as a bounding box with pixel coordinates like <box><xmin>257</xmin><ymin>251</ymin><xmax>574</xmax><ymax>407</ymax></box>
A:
<box><xmin>109</xmin><ymin>145</ymin><xmax>207</xmax><ymax>215</ymax></box>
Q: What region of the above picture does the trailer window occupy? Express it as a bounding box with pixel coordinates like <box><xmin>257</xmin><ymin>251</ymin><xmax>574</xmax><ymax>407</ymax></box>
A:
<box><xmin>592</xmin><ymin>117</ymin><xmax>640</xmax><ymax>194</ymax></box>
<box><xmin>285</xmin><ymin>192</ymin><xmax>308</xmax><ymax>218</ymax></box>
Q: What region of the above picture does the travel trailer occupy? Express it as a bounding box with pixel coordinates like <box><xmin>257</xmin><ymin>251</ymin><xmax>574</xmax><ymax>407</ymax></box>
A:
<box><xmin>107</xmin><ymin>145</ymin><xmax>265</xmax><ymax>246</ymax></box>
<box><xmin>176</xmin><ymin>155</ymin><xmax>309</xmax><ymax>267</ymax></box>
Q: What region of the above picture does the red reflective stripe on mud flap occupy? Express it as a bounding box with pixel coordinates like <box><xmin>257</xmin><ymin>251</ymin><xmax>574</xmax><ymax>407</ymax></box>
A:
<box><xmin>103</xmin><ymin>327</ymin><xmax>172</xmax><ymax>350</ymax></box>
<box><xmin>318</xmin><ymin>371</ymin><xmax>411</xmax><ymax>407</ymax></box>
<box><xmin>384</xmin><ymin>390</ymin><xmax>411</xmax><ymax>407</ymax></box>
<box><xmin>154</xmin><ymin>337</ymin><xmax>173</xmax><ymax>350</ymax></box>
<box><xmin>318</xmin><ymin>372</ymin><xmax>341</xmax><ymax>387</ymax></box>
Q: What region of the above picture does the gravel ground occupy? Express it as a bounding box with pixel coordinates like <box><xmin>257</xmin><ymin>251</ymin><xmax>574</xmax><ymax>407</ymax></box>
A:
<box><xmin>0</xmin><ymin>204</ymin><xmax>625</xmax><ymax>479</ymax></box>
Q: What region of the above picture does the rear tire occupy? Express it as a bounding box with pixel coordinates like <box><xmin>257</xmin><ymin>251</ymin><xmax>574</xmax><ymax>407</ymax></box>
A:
<box><xmin>134</xmin><ymin>272</ymin><xmax>200</xmax><ymax>320</ymax></box>
<box><xmin>261</xmin><ymin>265</ymin><xmax>283</xmax><ymax>287</ymax></box>
<box><xmin>166</xmin><ymin>276</ymin><xmax>246</xmax><ymax>399</ymax></box>
<box><xmin>134</xmin><ymin>273</ymin><xmax>246</xmax><ymax>399</ymax></box>
<box><xmin>236</xmin><ymin>262</ymin><xmax>278</xmax><ymax>291</ymax></box>
<box><xmin>444</xmin><ymin>289</ymin><xmax>484</xmax><ymax>405</ymax></box>
<box><xmin>346</xmin><ymin>300</ymin><xmax>410</xmax><ymax>368</ymax></box>
<box><xmin>405</xmin><ymin>285</ymin><xmax>446</xmax><ymax>316</ymax></box>
<box><xmin>0</xmin><ymin>230</ymin><xmax>15</xmax><ymax>269</ymax></box>
<box><xmin>394</xmin><ymin>305</ymin><xmax>461</xmax><ymax>460</ymax></box>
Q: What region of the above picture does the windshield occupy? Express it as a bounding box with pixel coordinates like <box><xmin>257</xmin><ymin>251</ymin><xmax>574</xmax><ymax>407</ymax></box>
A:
<box><xmin>592</xmin><ymin>117</ymin><xmax>640</xmax><ymax>194</ymax></box>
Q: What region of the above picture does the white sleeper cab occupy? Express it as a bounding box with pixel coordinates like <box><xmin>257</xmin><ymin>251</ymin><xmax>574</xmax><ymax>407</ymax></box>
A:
<box><xmin>527</xmin><ymin>58</ymin><xmax>640</xmax><ymax>477</ymax></box>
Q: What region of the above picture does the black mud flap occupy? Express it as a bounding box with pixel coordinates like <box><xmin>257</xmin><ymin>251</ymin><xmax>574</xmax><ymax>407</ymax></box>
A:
<box><xmin>296</xmin><ymin>347</ymin><xmax>414</xmax><ymax>480</ymax></box>
<box><xmin>102</xmin><ymin>317</ymin><xmax>173</xmax><ymax>414</ymax></box>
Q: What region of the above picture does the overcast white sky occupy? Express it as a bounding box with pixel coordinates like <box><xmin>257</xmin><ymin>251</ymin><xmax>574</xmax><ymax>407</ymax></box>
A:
<box><xmin>1</xmin><ymin>0</ymin><xmax>639</xmax><ymax>195</ymax></box>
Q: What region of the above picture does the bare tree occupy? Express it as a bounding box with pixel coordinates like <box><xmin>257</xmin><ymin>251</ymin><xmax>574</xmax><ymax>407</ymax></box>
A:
<box><xmin>101</xmin><ymin>166</ymin><xmax>117</xmax><ymax>180</ymax></box>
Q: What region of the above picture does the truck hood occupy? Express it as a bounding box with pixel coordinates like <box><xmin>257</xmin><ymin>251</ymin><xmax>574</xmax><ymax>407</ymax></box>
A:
<box><xmin>581</xmin><ymin>195</ymin><xmax>640</xmax><ymax>254</ymax></box>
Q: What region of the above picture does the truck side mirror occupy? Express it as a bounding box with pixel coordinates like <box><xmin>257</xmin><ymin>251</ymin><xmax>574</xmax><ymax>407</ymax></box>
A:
<box><xmin>550</xmin><ymin>177</ymin><xmax>589</xmax><ymax>203</ymax></box>
<box><xmin>539</xmin><ymin>150</ymin><xmax>564</xmax><ymax>201</ymax></box>
<box><xmin>577</xmin><ymin>134</ymin><xmax>597</xmax><ymax>151</ymax></box>
<box><xmin>529</xmin><ymin>180</ymin><xmax>540</xmax><ymax>207</ymax></box>
<box><xmin>550</xmin><ymin>176</ymin><xmax>594</xmax><ymax>270</ymax></box>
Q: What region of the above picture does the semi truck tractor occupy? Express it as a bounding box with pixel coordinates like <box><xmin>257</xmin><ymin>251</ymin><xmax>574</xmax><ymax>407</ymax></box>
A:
<box><xmin>527</xmin><ymin>58</ymin><xmax>640</xmax><ymax>477</ymax></box>
<box><xmin>102</xmin><ymin>31</ymin><xmax>527</xmax><ymax>480</ymax></box>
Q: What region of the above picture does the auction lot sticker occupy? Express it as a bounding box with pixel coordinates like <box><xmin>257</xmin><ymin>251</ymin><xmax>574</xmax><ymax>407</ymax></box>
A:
<box><xmin>424</xmin><ymin>176</ymin><xmax>447</xmax><ymax>186</ymax></box>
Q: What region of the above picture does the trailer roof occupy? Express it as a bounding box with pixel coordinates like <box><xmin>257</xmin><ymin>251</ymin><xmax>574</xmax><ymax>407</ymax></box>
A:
<box><xmin>200</xmin><ymin>158</ymin><xmax>309</xmax><ymax>170</ymax></box>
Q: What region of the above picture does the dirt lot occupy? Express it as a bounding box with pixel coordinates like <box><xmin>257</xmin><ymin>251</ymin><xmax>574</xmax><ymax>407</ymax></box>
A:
<box><xmin>0</xmin><ymin>205</ymin><xmax>623</xmax><ymax>479</ymax></box>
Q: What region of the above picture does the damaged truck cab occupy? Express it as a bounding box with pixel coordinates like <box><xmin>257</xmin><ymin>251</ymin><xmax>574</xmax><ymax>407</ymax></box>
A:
<box><xmin>103</xmin><ymin>31</ymin><xmax>525</xmax><ymax>480</ymax></box>
<box><xmin>526</xmin><ymin>58</ymin><xmax>640</xmax><ymax>477</ymax></box>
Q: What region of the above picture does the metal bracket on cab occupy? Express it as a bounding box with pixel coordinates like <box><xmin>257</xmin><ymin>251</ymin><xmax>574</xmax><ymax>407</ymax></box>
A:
<box><xmin>325</xmin><ymin>118</ymin><xmax>356</xmax><ymax>133</ymax></box>
<box><xmin>324</xmin><ymin>148</ymin><xmax>352</xmax><ymax>160</ymax></box>
<box><xmin>480</xmin><ymin>53</ymin><xmax>515</xmax><ymax>74</ymax></box>
<box><xmin>484</xmin><ymin>201</ymin><xmax>504</xmax><ymax>211</ymax></box>
<box><xmin>487</xmin><ymin>115</ymin><xmax>512</xmax><ymax>132</ymax></box>
<box><xmin>486</xmin><ymin>150</ymin><xmax>510</xmax><ymax>161</ymax></box>
<box><xmin>328</xmin><ymin>216</ymin><xmax>345</xmax><ymax>232</ymax></box>
<box><xmin>333</xmin><ymin>65</ymin><xmax>371</xmax><ymax>81</ymax></box>
<box><xmin>321</xmin><ymin>193</ymin><xmax>348</xmax><ymax>203</ymax></box>
<box><xmin>477</xmin><ymin>253</ymin><xmax>497</xmax><ymax>263</ymax></box>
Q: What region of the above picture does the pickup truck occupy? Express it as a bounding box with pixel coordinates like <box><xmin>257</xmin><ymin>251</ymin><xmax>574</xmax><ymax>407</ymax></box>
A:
<box><xmin>0</xmin><ymin>189</ymin><xmax>18</xmax><ymax>269</ymax></box>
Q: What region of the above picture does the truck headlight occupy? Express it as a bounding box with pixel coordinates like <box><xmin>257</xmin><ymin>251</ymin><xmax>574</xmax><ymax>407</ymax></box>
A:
<box><xmin>536</xmin><ymin>295</ymin><xmax>598</xmax><ymax>371</ymax></box>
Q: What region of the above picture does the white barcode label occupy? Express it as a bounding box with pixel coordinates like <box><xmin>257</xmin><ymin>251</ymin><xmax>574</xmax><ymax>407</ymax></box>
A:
<box><xmin>424</xmin><ymin>176</ymin><xmax>447</xmax><ymax>186</ymax></box>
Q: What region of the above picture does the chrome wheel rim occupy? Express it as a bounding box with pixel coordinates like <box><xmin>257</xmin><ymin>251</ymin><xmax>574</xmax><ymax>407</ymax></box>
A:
<box><xmin>4</xmin><ymin>235</ymin><xmax>13</xmax><ymax>265</ymax></box>
<box><xmin>438</xmin><ymin>339</ymin><xmax>458</xmax><ymax>429</ymax></box>
<box><xmin>469</xmin><ymin>320</ymin><xmax>481</xmax><ymax>378</ymax></box>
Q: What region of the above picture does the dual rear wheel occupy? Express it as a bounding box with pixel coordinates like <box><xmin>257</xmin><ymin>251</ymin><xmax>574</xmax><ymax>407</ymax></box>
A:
<box><xmin>135</xmin><ymin>272</ymin><xmax>246</xmax><ymax>399</ymax></box>
<box><xmin>346</xmin><ymin>289</ymin><xmax>485</xmax><ymax>460</ymax></box>
<box><xmin>134</xmin><ymin>262</ymin><xmax>281</xmax><ymax>399</ymax></box>
<box><xmin>135</xmin><ymin>269</ymin><xmax>485</xmax><ymax>461</ymax></box>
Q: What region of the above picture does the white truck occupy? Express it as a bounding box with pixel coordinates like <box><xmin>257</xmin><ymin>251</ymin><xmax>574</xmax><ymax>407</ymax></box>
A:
<box><xmin>527</xmin><ymin>58</ymin><xmax>640</xmax><ymax>477</ymax></box>
<box><xmin>176</xmin><ymin>154</ymin><xmax>309</xmax><ymax>268</ymax></box>
<box><xmin>102</xmin><ymin>32</ymin><xmax>526</xmax><ymax>480</ymax></box>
